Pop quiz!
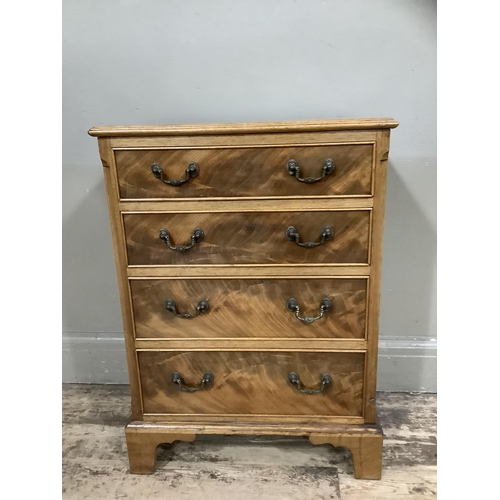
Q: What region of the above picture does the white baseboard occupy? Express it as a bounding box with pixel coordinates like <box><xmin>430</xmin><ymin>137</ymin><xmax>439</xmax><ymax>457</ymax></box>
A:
<box><xmin>377</xmin><ymin>336</ymin><xmax>436</xmax><ymax>392</ymax></box>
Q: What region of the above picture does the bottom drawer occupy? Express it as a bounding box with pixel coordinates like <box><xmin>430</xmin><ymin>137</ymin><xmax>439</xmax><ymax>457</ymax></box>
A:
<box><xmin>138</xmin><ymin>350</ymin><xmax>364</xmax><ymax>417</ymax></box>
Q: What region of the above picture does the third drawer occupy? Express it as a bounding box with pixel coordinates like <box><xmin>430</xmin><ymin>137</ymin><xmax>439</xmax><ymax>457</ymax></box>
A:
<box><xmin>123</xmin><ymin>210</ymin><xmax>371</xmax><ymax>266</ymax></box>
<box><xmin>130</xmin><ymin>277</ymin><xmax>368</xmax><ymax>339</ymax></box>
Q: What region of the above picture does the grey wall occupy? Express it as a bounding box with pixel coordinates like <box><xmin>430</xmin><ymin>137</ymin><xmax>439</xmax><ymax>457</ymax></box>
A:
<box><xmin>63</xmin><ymin>0</ymin><xmax>436</xmax><ymax>391</ymax></box>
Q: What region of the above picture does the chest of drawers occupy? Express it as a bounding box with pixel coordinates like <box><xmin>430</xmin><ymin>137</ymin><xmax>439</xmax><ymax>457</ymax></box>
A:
<box><xmin>89</xmin><ymin>118</ymin><xmax>398</xmax><ymax>480</ymax></box>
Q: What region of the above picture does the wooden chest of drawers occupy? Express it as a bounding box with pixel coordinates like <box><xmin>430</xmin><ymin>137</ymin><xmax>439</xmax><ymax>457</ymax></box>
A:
<box><xmin>89</xmin><ymin>118</ymin><xmax>398</xmax><ymax>480</ymax></box>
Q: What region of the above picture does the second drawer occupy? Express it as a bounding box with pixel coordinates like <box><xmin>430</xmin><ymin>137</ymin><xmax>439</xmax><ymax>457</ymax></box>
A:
<box><xmin>123</xmin><ymin>210</ymin><xmax>371</xmax><ymax>266</ymax></box>
<box><xmin>130</xmin><ymin>277</ymin><xmax>367</xmax><ymax>339</ymax></box>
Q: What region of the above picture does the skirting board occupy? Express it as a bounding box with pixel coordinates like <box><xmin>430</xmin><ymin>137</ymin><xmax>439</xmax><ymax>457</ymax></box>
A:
<box><xmin>62</xmin><ymin>334</ymin><xmax>436</xmax><ymax>392</ymax></box>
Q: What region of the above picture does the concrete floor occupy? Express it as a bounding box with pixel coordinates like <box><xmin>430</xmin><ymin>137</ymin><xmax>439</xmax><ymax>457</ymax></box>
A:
<box><xmin>62</xmin><ymin>385</ymin><xmax>436</xmax><ymax>499</ymax></box>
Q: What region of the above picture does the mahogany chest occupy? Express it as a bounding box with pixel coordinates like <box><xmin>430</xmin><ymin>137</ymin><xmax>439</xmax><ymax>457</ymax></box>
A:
<box><xmin>89</xmin><ymin>118</ymin><xmax>398</xmax><ymax>479</ymax></box>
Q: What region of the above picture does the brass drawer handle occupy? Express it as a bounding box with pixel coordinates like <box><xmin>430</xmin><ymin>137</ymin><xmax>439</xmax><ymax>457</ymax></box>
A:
<box><xmin>158</xmin><ymin>228</ymin><xmax>204</xmax><ymax>252</ymax></box>
<box><xmin>164</xmin><ymin>298</ymin><xmax>209</xmax><ymax>319</ymax></box>
<box><xmin>288</xmin><ymin>372</ymin><xmax>332</xmax><ymax>394</ymax></box>
<box><xmin>151</xmin><ymin>162</ymin><xmax>199</xmax><ymax>186</ymax></box>
<box><xmin>285</xmin><ymin>225</ymin><xmax>333</xmax><ymax>248</ymax></box>
<box><xmin>286</xmin><ymin>158</ymin><xmax>335</xmax><ymax>183</ymax></box>
<box><xmin>171</xmin><ymin>371</ymin><xmax>213</xmax><ymax>392</ymax></box>
<box><xmin>286</xmin><ymin>297</ymin><xmax>332</xmax><ymax>323</ymax></box>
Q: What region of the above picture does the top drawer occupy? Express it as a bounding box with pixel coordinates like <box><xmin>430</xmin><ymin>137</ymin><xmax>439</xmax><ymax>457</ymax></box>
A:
<box><xmin>114</xmin><ymin>144</ymin><xmax>374</xmax><ymax>200</ymax></box>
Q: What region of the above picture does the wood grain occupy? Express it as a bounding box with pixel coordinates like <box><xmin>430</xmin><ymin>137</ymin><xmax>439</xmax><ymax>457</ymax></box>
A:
<box><xmin>130</xmin><ymin>278</ymin><xmax>367</xmax><ymax>339</ymax></box>
<box><xmin>363</xmin><ymin>130</ymin><xmax>390</xmax><ymax>423</ymax></box>
<box><xmin>114</xmin><ymin>144</ymin><xmax>374</xmax><ymax>199</ymax></box>
<box><xmin>134</xmin><ymin>338</ymin><xmax>368</xmax><ymax>351</ymax></box>
<box><xmin>63</xmin><ymin>386</ymin><xmax>436</xmax><ymax>489</ymax></box>
<box><xmin>90</xmin><ymin>118</ymin><xmax>398</xmax><ymax>481</ymax></box>
<box><xmin>118</xmin><ymin>197</ymin><xmax>374</xmax><ymax>212</ymax></box>
<box><xmin>109</xmin><ymin>130</ymin><xmax>378</xmax><ymax>151</ymax></box>
<box><xmin>99</xmin><ymin>138</ymin><xmax>143</xmax><ymax>419</ymax></box>
<box><xmin>309</xmin><ymin>431</ymin><xmax>382</xmax><ymax>479</ymax></box>
<box><xmin>128</xmin><ymin>267</ymin><xmax>370</xmax><ymax>277</ymax></box>
<box><xmin>138</xmin><ymin>351</ymin><xmax>364</xmax><ymax>417</ymax></box>
<box><xmin>125</xmin><ymin>428</ymin><xmax>195</xmax><ymax>474</ymax></box>
<box><xmin>123</xmin><ymin>210</ymin><xmax>370</xmax><ymax>266</ymax></box>
<box><xmin>88</xmin><ymin>117</ymin><xmax>399</xmax><ymax>137</ymax></box>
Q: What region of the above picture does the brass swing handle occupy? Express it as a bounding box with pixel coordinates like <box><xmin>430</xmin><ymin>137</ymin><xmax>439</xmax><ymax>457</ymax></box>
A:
<box><xmin>286</xmin><ymin>158</ymin><xmax>335</xmax><ymax>183</ymax></box>
<box><xmin>164</xmin><ymin>298</ymin><xmax>209</xmax><ymax>319</ymax></box>
<box><xmin>285</xmin><ymin>225</ymin><xmax>333</xmax><ymax>248</ymax></box>
<box><xmin>158</xmin><ymin>228</ymin><xmax>204</xmax><ymax>252</ymax></box>
<box><xmin>286</xmin><ymin>297</ymin><xmax>332</xmax><ymax>323</ymax></box>
<box><xmin>171</xmin><ymin>371</ymin><xmax>213</xmax><ymax>392</ymax></box>
<box><xmin>151</xmin><ymin>162</ymin><xmax>199</xmax><ymax>186</ymax></box>
<box><xmin>288</xmin><ymin>372</ymin><xmax>332</xmax><ymax>394</ymax></box>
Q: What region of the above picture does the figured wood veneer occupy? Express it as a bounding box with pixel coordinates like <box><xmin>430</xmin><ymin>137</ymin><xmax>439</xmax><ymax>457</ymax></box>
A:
<box><xmin>138</xmin><ymin>351</ymin><xmax>364</xmax><ymax>417</ymax></box>
<box><xmin>130</xmin><ymin>278</ymin><xmax>367</xmax><ymax>339</ymax></box>
<box><xmin>114</xmin><ymin>144</ymin><xmax>374</xmax><ymax>199</ymax></box>
<box><xmin>123</xmin><ymin>210</ymin><xmax>370</xmax><ymax>266</ymax></box>
<box><xmin>90</xmin><ymin>118</ymin><xmax>397</xmax><ymax>479</ymax></box>
<box><xmin>88</xmin><ymin>117</ymin><xmax>399</xmax><ymax>137</ymax></box>
<box><xmin>124</xmin><ymin>420</ymin><xmax>383</xmax><ymax>478</ymax></box>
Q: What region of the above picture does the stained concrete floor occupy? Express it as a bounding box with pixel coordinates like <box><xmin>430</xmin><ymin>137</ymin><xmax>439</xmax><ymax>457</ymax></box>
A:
<box><xmin>62</xmin><ymin>385</ymin><xmax>436</xmax><ymax>499</ymax></box>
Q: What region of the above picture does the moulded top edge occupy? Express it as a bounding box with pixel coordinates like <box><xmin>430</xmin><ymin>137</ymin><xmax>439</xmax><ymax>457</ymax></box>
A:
<box><xmin>88</xmin><ymin>118</ymin><xmax>399</xmax><ymax>137</ymax></box>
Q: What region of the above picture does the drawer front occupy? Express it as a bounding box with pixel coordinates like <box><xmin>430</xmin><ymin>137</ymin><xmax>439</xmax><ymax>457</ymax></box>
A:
<box><xmin>138</xmin><ymin>350</ymin><xmax>364</xmax><ymax>416</ymax></box>
<box><xmin>114</xmin><ymin>144</ymin><xmax>374</xmax><ymax>199</ymax></box>
<box><xmin>124</xmin><ymin>210</ymin><xmax>370</xmax><ymax>266</ymax></box>
<box><xmin>130</xmin><ymin>278</ymin><xmax>367</xmax><ymax>339</ymax></box>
